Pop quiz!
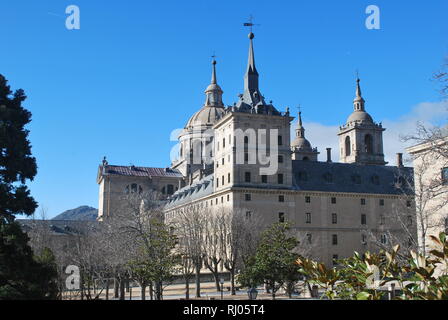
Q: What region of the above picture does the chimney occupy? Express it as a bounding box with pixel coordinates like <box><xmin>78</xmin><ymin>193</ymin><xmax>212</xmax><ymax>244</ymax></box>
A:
<box><xmin>326</xmin><ymin>148</ymin><xmax>332</xmax><ymax>163</ymax></box>
<box><xmin>397</xmin><ymin>153</ymin><xmax>403</xmax><ymax>167</ymax></box>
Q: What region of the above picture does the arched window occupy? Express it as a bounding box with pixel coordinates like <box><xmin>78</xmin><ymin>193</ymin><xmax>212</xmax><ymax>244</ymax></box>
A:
<box><xmin>345</xmin><ymin>136</ymin><xmax>351</xmax><ymax>156</ymax></box>
<box><xmin>365</xmin><ymin>134</ymin><xmax>373</xmax><ymax>154</ymax></box>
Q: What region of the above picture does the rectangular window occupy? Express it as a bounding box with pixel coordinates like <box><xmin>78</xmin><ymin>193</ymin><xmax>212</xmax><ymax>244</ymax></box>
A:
<box><xmin>278</xmin><ymin>135</ymin><xmax>283</xmax><ymax>146</ymax></box>
<box><xmin>305</xmin><ymin>196</ymin><xmax>311</xmax><ymax>203</ymax></box>
<box><xmin>245</xmin><ymin>211</ymin><xmax>252</xmax><ymax>219</ymax></box>
<box><xmin>361</xmin><ymin>198</ymin><xmax>366</xmax><ymax>205</ymax></box>
<box><xmin>362</xmin><ymin>234</ymin><xmax>367</xmax><ymax>245</ymax></box>
<box><xmin>332</xmin><ymin>213</ymin><xmax>337</xmax><ymax>224</ymax></box>
<box><xmin>279</xmin><ymin>195</ymin><xmax>285</xmax><ymax>202</ymax></box>
<box><xmin>379</xmin><ymin>199</ymin><xmax>385</xmax><ymax>206</ymax></box>
<box><xmin>331</xmin><ymin>197</ymin><xmax>336</xmax><ymax>204</ymax></box>
<box><xmin>245</xmin><ymin>172</ymin><xmax>251</xmax><ymax>183</ymax></box>
<box><xmin>244</xmin><ymin>152</ymin><xmax>249</xmax><ymax>163</ymax></box>
<box><xmin>332</xmin><ymin>234</ymin><xmax>338</xmax><ymax>245</ymax></box>
<box><xmin>406</xmin><ymin>200</ymin><xmax>412</xmax><ymax>207</ymax></box>
<box><xmin>278</xmin><ymin>212</ymin><xmax>285</xmax><ymax>223</ymax></box>
<box><xmin>222</xmin><ymin>176</ymin><xmax>224</xmax><ymax>185</ymax></box>
<box><xmin>381</xmin><ymin>234</ymin><xmax>387</xmax><ymax>244</ymax></box>
<box><xmin>216</xmin><ymin>178</ymin><xmax>219</xmax><ymax>187</ymax></box>
<box><xmin>228</xmin><ymin>173</ymin><xmax>231</xmax><ymax>183</ymax></box>
<box><xmin>306</xmin><ymin>213</ymin><xmax>311</xmax><ymax>224</ymax></box>
<box><xmin>222</xmin><ymin>158</ymin><xmax>225</xmax><ymax>165</ymax></box>
<box><xmin>245</xmin><ymin>194</ymin><xmax>251</xmax><ymax>201</ymax></box>
<box><xmin>227</xmin><ymin>194</ymin><xmax>230</xmax><ymax>202</ymax></box>
<box><xmin>361</xmin><ymin>214</ymin><xmax>367</xmax><ymax>225</ymax></box>
<box><xmin>261</xmin><ymin>175</ymin><xmax>267</xmax><ymax>183</ymax></box>
<box><xmin>380</xmin><ymin>215</ymin><xmax>385</xmax><ymax>225</ymax></box>
<box><xmin>278</xmin><ymin>155</ymin><xmax>284</xmax><ymax>163</ymax></box>
<box><xmin>407</xmin><ymin>215</ymin><xmax>413</xmax><ymax>226</ymax></box>
<box><xmin>223</xmin><ymin>138</ymin><xmax>225</xmax><ymax>148</ymax></box>
<box><xmin>278</xmin><ymin>173</ymin><xmax>284</xmax><ymax>184</ymax></box>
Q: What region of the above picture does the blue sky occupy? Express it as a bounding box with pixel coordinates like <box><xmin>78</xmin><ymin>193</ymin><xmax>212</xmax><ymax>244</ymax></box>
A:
<box><xmin>1</xmin><ymin>0</ymin><xmax>447</xmax><ymax>218</ymax></box>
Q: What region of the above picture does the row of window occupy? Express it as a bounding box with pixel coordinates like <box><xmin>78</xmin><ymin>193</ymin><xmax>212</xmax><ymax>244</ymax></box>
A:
<box><xmin>216</xmin><ymin>135</ymin><xmax>284</xmax><ymax>151</ymax></box>
<box><xmin>304</xmin><ymin>212</ymin><xmax>412</xmax><ymax>226</ymax></box>
<box><xmin>304</xmin><ymin>233</ymin><xmax>388</xmax><ymax>247</ymax></box>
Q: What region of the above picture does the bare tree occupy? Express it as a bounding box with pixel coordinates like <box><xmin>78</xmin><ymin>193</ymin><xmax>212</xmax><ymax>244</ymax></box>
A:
<box><xmin>221</xmin><ymin>208</ymin><xmax>264</xmax><ymax>295</ymax></box>
<box><xmin>172</xmin><ymin>204</ymin><xmax>206</xmax><ymax>298</ymax></box>
<box><xmin>103</xmin><ymin>189</ymin><xmax>177</xmax><ymax>300</ymax></box>
<box><xmin>399</xmin><ymin>122</ymin><xmax>448</xmax><ymax>256</ymax></box>
<box><xmin>434</xmin><ymin>57</ymin><xmax>448</xmax><ymax>97</ymax></box>
<box><xmin>202</xmin><ymin>207</ymin><xmax>227</xmax><ymax>291</ymax></box>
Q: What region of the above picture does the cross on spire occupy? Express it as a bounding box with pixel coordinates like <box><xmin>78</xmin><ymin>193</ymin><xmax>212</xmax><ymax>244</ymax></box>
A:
<box><xmin>243</xmin><ymin>15</ymin><xmax>260</xmax><ymax>33</ymax></box>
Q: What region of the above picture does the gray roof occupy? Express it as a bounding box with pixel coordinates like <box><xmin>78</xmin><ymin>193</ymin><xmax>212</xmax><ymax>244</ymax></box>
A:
<box><xmin>164</xmin><ymin>174</ymin><xmax>214</xmax><ymax>209</ymax></box>
<box><xmin>103</xmin><ymin>165</ymin><xmax>183</xmax><ymax>178</ymax></box>
<box><xmin>292</xmin><ymin>160</ymin><xmax>414</xmax><ymax>195</ymax></box>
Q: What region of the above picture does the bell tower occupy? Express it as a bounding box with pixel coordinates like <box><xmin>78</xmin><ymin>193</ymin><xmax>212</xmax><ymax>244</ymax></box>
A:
<box><xmin>338</xmin><ymin>78</ymin><xmax>386</xmax><ymax>166</ymax></box>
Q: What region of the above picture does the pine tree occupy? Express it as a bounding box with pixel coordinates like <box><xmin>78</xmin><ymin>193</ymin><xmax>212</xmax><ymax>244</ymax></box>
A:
<box><xmin>0</xmin><ymin>74</ymin><xmax>58</xmax><ymax>299</ymax></box>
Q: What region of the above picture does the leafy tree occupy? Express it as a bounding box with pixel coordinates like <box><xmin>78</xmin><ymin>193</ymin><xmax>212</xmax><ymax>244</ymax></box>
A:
<box><xmin>0</xmin><ymin>223</ymin><xmax>59</xmax><ymax>299</ymax></box>
<box><xmin>238</xmin><ymin>222</ymin><xmax>299</xmax><ymax>299</ymax></box>
<box><xmin>0</xmin><ymin>74</ymin><xmax>58</xmax><ymax>299</ymax></box>
<box><xmin>0</xmin><ymin>74</ymin><xmax>37</xmax><ymax>222</ymax></box>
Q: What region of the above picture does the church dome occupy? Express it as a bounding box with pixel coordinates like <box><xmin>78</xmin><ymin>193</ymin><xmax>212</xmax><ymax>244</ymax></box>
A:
<box><xmin>347</xmin><ymin>110</ymin><xmax>373</xmax><ymax>124</ymax></box>
<box><xmin>291</xmin><ymin>137</ymin><xmax>312</xmax><ymax>151</ymax></box>
<box><xmin>185</xmin><ymin>105</ymin><xmax>225</xmax><ymax>129</ymax></box>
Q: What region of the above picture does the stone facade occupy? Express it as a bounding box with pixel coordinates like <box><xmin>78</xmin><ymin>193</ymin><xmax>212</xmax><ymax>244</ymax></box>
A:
<box><xmin>98</xmin><ymin>32</ymin><xmax>416</xmax><ymax>267</ymax></box>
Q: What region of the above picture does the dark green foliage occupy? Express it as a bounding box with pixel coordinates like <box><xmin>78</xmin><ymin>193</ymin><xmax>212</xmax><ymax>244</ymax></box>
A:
<box><xmin>0</xmin><ymin>222</ymin><xmax>59</xmax><ymax>299</ymax></box>
<box><xmin>0</xmin><ymin>74</ymin><xmax>58</xmax><ymax>299</ymax></box>
<box><xmin>237</xmin><ymin>222</ymin><xmax>299</xmax><ymax>299</ymax></box>
<box><xmin>0</xmin><ymin>74</ymin><xmax>37</xmax><ymax>222</ymax></box>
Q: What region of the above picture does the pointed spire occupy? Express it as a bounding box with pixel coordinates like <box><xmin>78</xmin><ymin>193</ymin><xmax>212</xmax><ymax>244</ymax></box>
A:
<box><xmin>246</xmin><ymin>33</ymin><xmax>258</xmax><ymax>77</ymax></box>
<box><xmin>211</xmin><ymin>59</ymin><xmax>217</xmax><ymax>84</ymax></box>
<box><xmin>353</xmin><ymin>77</ymin><xmax>365</xmax><ymax>111</ymax></box>
<box><xmin>296</xmin><ymin>111</ymin><xmax>305</xmax><ymax>138</ymax></box>
<box><xmin>242</xmin><ymin>32</ymin><xmax>263</xmax><ymax>105</ymax></box>
<box><xmin>204</xmin><ymin>59</ymin><xmax>223</xmax><ymax>107</ymax></box>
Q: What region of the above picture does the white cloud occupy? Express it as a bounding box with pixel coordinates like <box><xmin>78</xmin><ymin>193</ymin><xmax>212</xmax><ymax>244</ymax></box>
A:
<box><xmin>293</xmin><ymin>100</ymin><xmax>448</xmax><ymax>165</ymax></box>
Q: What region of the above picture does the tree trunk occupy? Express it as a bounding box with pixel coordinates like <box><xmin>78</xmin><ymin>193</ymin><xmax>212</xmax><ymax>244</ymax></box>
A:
<box><xmin>149</xmin><ymin>282</ymin><xmax>154</xmax><ymax>300</ymax></box>
<box><xmin>141</xmin><ymin>284</ymin><xmax>146</xmax><ymax>301</ymax></box>
<box><xmin>185</xmin><ymin>277</ymin><xmax>190</xmax><ymax>300</ymax></box>
<box><xmin>114</xmin><ymin>278</ymin><xmax>119</xmax><ymax>299</ymax></box>
<box><xmin>105</xmin><ymin>279</ymin><xmax>109</xmax><ymax>300</ymax></box>
<box><xmin>155</xmin><ymin>281</ymin><xmax>162</xmax><ymax>300</ymax></box>
<box><xmin>214</xmin><ymin>274</ymin><xmax>221</xmax><ymax>292</ymax></box>
<box><xmin>195</xmin><ymin>265</ymin><xmax>201</xmax><ymax>298</ymax></box>
<box><xmin>230</xmin><ymin>270</ymin><xmax>236</xmax><ymax>295</ymax></box>
<box><xmin>119</xmin><ymin>278</ymin><xmax>125</xmax><ymax>300</ymax></box>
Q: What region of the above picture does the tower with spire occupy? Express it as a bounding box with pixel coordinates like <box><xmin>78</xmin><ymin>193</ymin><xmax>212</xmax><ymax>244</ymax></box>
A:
<box><xmin>172</xmin><ymin>59</ymin><xmax>226</xmax><ymax>179</ymax></box>
<box><xmin>291</xmin><ymin>111</ymin><xmax>319</xmax><ymax>161</ymax></box>
<box><xmin>338</xmin><ymin>77</ymin><xmax>386</xmax><ymax>166</ymax></box>
<box><xmin>212</xmin><ymin>31</ymin><xmax>294</xmax><ymax>193</ymax></box>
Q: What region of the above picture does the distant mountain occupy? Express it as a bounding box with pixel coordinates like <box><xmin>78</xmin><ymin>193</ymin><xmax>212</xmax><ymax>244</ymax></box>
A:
<box><xmin>52</xmin><ymin>206</ymin><xmax>98</xmax><ymax>221</ymax></box>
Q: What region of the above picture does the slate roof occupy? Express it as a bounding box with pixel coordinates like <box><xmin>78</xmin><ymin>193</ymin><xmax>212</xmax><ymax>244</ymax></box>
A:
<box><xmin>164</xmin><ymin>174</ymin><xmax>214</xmax><ymax>209</ymax></box>
<box><xmin>103</xmin><ymin>165</ymin><xmax>183</xmax><ymax>178</ymax></box>
<box><xmin>292</xmin><ymin>160</ymin><xmax>414</xmax><ymax>195</ymax></box>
